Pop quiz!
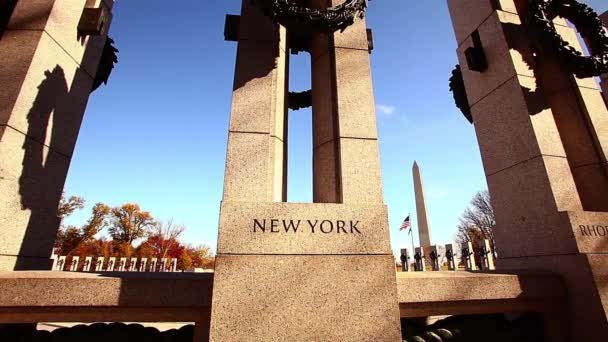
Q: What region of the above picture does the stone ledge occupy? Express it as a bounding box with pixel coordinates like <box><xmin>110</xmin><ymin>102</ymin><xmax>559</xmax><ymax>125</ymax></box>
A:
<box><xmin>0</xmin><ymin>271</ymin><xmax>213</xmax><ymax>308</ymax></box>
<box><xmin>396</xmin><ymin>271</ymin><xmax>565</xmax><ymax>304</ymax></box>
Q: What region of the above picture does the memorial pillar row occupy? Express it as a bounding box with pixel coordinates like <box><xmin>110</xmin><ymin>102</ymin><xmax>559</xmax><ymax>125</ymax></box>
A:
<box><xmin>0</xmin><ymin>0</ymin><xmax>113</xmax><ymax>270</ymax></box>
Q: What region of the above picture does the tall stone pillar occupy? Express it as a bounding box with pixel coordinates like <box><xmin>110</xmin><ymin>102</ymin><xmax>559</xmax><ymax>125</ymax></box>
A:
<box><xmin>601</xmin><ymin>11</ymin><xmax>608</xmax><ymax>103</ymax></box>
<box><xmin>210</xmin><ymin>1</ymin><xmax>401</xmax><ymax>340</ymax></box>
<box><xmin>0</xmin><ymin>0</ymin><xmax>114</xmax><ymax>270</ymax></box>
<box><xmin>448</xmin><ymin>0</ymin><xmax>608</xmax><ymax>340</ymax></box>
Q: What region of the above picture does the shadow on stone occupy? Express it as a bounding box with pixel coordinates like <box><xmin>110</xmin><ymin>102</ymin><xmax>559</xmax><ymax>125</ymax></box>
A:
<box><xmin>0</xmin><ymin>0</ymin><xmax>18</xmax><ymax>40</ymax></box>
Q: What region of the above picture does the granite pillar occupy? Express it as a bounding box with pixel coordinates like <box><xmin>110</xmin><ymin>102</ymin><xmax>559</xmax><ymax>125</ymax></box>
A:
<box><xmin>446</xmin><ymin>244</ymin><xmax>456</xmax><ymax>271</ymax></box>
<box><xmin>414</xmin><ymin>247</ymin><xmax>426</xmax><ymax>272</ymax></box>
<box><xmin>0</xmin><ymin>0</ymin><xmax>113</xmax><ymax>270</ymax></box>
<box><xmin>210</xmin><ymin>1</ymin><xmax>401</xmax><ymax>340</ymax></box>
<box><xmin>601</xmin><ymin>11</ymin><xmax>608</xmax><ymax>104</ymax></box>
<box><xmin>462</xmin><ymin>241</ymin><xmax>477</xmax><ymax>271</ymax></box>
<box><xmin>400</xmin><ymin>248</ymin><xmax>410</xmax><ymax>272</ymax></box>
<box><xmin>447</xmin><ymin>0</ymin><xmax>608</xmax><ymax>339</ymax></box>
<box><xmin>429</xmin><ymin>245</ymin><xmax>440</xmax><ymax>271</ymax></box>
<box><xmin>478</xmin><ymin>239</ymin><xmax>495</xmax><ymax>271</ymax></box>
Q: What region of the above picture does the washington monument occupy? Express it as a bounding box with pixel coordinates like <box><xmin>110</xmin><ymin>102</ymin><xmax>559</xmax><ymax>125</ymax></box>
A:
<box><xmin>413</xmin><ymin>161</ymin><xmax>431</xmax><ymax>246</ymax></box>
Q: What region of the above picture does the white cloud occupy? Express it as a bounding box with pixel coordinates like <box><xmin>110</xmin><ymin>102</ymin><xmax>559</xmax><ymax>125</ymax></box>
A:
<box><xmin>377</xmin><ymin>104</ymin><xmax>396</xmax><ymax>117</ymax></box>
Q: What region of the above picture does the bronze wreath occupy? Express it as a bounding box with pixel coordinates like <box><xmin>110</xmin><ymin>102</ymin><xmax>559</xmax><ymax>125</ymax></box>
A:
<box><xmin>449</xmin><ymin>65</ymin><xmax>473</xmax><ymax>124</ymax></box>
<box><xmin>92</xmin><ymin>37</ymin><xmax>118</xmax><ymax>93</ymax></box>
<box><xmin>527</xmin><ymin>0</ymin><xmax>608</xmax><ymax>78</ymax></box>
<box><xmin>251</xmin><ymin>0</ymin><xmax>367</xmax><ymax>33</ymax></box>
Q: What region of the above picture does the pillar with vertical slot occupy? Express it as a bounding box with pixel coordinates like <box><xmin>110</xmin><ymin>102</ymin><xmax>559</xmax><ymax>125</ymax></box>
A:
<box><xmin>448</xmin><ymin>0</ymin><xmax>608</xmax><ymax>339</ymax></box>
<box><xmin>211</xmin><ymin>0</ymin><xmax>402</xmax><ymax>340</ymax></box>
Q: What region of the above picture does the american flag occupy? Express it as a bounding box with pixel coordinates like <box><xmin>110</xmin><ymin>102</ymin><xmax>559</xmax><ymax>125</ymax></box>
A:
<box><xmin>400</xmin><ymin>215</ymin><xmax>411</xmax><ymax>233</ymax></box>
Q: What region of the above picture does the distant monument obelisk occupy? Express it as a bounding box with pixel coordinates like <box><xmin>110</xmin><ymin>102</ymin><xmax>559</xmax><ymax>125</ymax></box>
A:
<box><xmin>413</xmin><ymin>161</ymin><xmax>431</xmax><ymax>247</ymax></box>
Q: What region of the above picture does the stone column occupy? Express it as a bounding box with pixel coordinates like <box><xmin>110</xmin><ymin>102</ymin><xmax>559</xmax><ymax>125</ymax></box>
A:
<box><xmin>414</xmin><ymin>247</ymin><xmax>426</xmax><ymax>271</ymax></box>
<box><xmin>139</xmin><ymin>258</ymin><xmax>147</xmax><ymax>272</ymax></box>
<box><xmin>95</xmin><ymin>257</ymin><xmax>104</xmax><ymax>272</ymax></box>
<box><xmin>448</xmin><ymin>1</ymin><xmax>608</xmax><ymax>339</ymax></box>
<box><xmin>84</xmin><ymin>256</ymin><xmax>92</xmax><ymax>272</ymax></box>
<box><xmin>0</xmin><ymin>0</ymin><xmax>113</xmax><ymax>270</ymax></box>
<box><xmin>429</xmin><ymin>245</ymin><xmax>440</xmax><ymax>271</ymax></box>
<box><xmin>462</xmin><ymin>242</ymin><xmax>477</xmax><ymax>271</ymax></box>
<box><xmin>56</xmin><ymin>256</ymin><xmax>66</xmax><ymax>271</ymax></box>
<box><xmin>221</xmin><ymin>0</ymin><xmax>288</xmax><ymax>204</ymax></box>
<box><xmin>211</xmin><ymin>1</ymin><xmax>401</xmax><ymax>340</ymax></box>
<box><xmin>70</xmin><ymin>256</ymin><xmax>80</xmax><ymax>271</ymax></box>
<box><xmin>150</xmin><ymin>258</ymin><xmax>157</xmax><ymax>272</ymax></box>
<box><xmin>446</xmin><ymin>244</ymin><xmax>456</xmax><ymax>271</ymax></box>
<box><xmin>601</xmin><ymin>11</ymin><xmax>608</xmax><ymax>104</ymax></box>
<box><xmin>400</xmin><ymin>248</ymin><xmax>410</xmax><ymax>272</ymax></box>
<box><xmin>107</xmin><ymin>257</ymin><xmax>115</xmax><ymax>272</ymax></box>
<box><xmin>311</xmin><ymin>0</ymin><xmax>384</xmax><ymax>205</ymax></box>
<box><xmin>128</xmin><ymin>257</ymin><xmax>136</xmax><ymax>272</ymax></box>
<box><xmin>478</xmin><ymin>240</ymin><xmax>495</xmax><ymax>271</ymax></box>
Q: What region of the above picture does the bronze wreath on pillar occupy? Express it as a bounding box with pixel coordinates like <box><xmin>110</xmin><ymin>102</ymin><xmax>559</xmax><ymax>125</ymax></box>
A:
<box><xmin>251</xmin><ymin>0</ymin><xmax>367</xmax><ymax>33</ymax></box>
<box><xmin>91</xmin><ymin>37</ymin><xmax>118</xmax><ymax>93</ymax></box>
<box><xmin>527</xmin><ymin>0</ymin><xmax>608</xmax><ymax>78</ymax></box>
<box><xmin>449</xmin><ymin>65</ymin><xmax>473</xmax><ymax>124</ymax></box>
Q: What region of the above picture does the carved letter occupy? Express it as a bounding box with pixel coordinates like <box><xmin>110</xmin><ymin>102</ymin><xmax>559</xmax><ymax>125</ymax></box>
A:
<box><xmin>350</xmin><ymin>221</ymin><xmax>362</xmax><ymax>234</ymax></box>
<box><xmin>598</xmin><ymin>226</ymin><xmax>607</xmax><ymax>236</ymax></box>
<box><xmin>589</xmin><ymin>225</ymin><xmax>598</xmax><ymax>236</ymax></box>
<box><xmin>254</xmin><ymin>219</ymin><xmax>266</xmax><ymax>233</ymax></box>
<box><xmin>580</xmin><ymin>225</ymin><xmax>588</xmax><ymax>236</ymax></box>
<box><xmin>337</xmin><ymin>220</ymin><xmax>347</xmax><ymax>233</ymax></box>
<box><xmin>320</xmin><ymin>220</ymin><xmax>333</xmax><ymax>233</ymax></box>
<box><xmin>283</xmin><ymin>220</ymin><xmax>301</xmax><ymax>233</ymax></box>
<box><xmin>271</xmin><ymin>219</ymin><xmax>280</xmax><ymax>233</ymax></box>
<box><xmin>308</xmin><ymin>220</ymin><xmax>319</xmax><ymax>233</ymax></box>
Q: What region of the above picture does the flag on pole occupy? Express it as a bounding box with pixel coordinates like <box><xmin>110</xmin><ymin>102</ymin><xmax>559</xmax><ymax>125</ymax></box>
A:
<box><xmin>400</xmin><ymin>215</ymin><xmax>411</xmax><ymax>233</ymax></box>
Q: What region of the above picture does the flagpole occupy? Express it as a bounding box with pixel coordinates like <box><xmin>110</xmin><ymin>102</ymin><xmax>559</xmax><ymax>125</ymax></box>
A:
<box><xmin>410</xmin><ymin>218</ymin><xmax>415</xmax><ymax>260</ymax></box>
<box><xmin>407</xmin><ymin>212</ymin><xmax>415</xmax><ymax>262</ymax></box>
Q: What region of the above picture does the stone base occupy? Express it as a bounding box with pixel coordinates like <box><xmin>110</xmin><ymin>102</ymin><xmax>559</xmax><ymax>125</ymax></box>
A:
<box><xmin>499</xmin><ymin>254</ymin><xmax>608</xmax><ymax>341</ymax></box>
<box><xmin>210</xmin><ymin>255</ymin><xmax>402</xmax><ymax>341</ymax></box>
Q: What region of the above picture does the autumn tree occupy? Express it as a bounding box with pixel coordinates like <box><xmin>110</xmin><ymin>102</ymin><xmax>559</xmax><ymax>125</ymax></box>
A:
<box><xmin>108</xmin><ymin>203</ymin><xmax>156</xmax><ymax>245</ymax></box>
<box><xmin>147</xmin><ymin>219</ymin><xmax>185</xmax><ymax>259</ymax></box>
<box><xmin>455</xmin><ymin>190</ymin><xmax>496</xmax><ymax>253</ymax></box>
<box><xmin>55</xmin><ymin>203</ymin><xmax>111</xmax><ymax>255</ymax></box>
<box><xmin>184</xmin><ymin>244</ymin><xmax>214</xmax><ymax>269</ymax></box>
<box><xmin>57</xmin><ymin>194</ymin><xmax>85</xmax><ymax>219</ymax></box>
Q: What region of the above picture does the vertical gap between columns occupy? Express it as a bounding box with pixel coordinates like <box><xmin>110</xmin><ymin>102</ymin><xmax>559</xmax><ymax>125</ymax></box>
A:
<box><xmin>287</xmin><ymin>51</ymin><xmax>313</xmax><ymax>203</ymax></box>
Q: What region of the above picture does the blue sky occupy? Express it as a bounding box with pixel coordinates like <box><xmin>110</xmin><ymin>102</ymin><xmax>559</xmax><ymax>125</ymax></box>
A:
<box><xmin>63</xmin><ymin>0</ymin><xmax>607</xmax><ymax>256</ymax></box>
